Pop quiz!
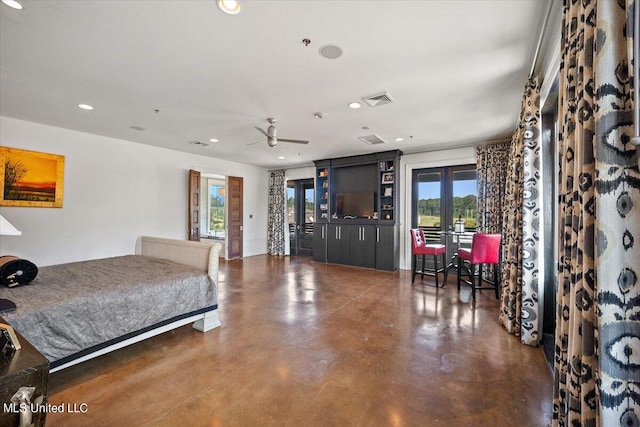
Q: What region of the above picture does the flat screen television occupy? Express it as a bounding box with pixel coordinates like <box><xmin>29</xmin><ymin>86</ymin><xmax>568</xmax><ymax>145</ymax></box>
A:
<box><xmin>336</xmin><ymin>192</ymin><xmax>376</xmax><ymax>218</ymax></box>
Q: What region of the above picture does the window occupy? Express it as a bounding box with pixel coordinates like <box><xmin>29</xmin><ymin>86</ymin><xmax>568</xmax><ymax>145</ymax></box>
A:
<box><xmin>206</xmin><ymin>179</ymin><xmax>225</xmax><ymax>239</ymax></box>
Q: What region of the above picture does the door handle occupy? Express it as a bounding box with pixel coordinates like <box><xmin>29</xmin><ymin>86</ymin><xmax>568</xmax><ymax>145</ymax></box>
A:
<box><xmin>376</xmin><ymin>228</ymin><xmax>380</xmax><ymax>242</ymax></box>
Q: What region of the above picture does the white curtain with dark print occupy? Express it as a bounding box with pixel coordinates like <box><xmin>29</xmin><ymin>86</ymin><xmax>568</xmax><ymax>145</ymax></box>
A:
<box><xmin>267</xmin><ymin>170</ymin><xmax>286</xmax><ymax>256</ymax></box>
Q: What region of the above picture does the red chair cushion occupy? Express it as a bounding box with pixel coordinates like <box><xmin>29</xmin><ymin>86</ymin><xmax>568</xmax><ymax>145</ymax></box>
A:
<box><xmin>414</xmin><ymin>244</ymin><xmax>446</xmax><ymax>256</ymax></box>
<box><xmin>458</xmin><ymin>233</ymin><xmax>501</xmax><ymax>264</ymax></box>
<box><xmin>458</xmin><ymin>247</ymin><xmax>472</xmax><ymax>261</ymax></box>
<box><xmin>410</xmin><ymin>229</ymin><xmax>445</xmax><ymax>255</ymax></box>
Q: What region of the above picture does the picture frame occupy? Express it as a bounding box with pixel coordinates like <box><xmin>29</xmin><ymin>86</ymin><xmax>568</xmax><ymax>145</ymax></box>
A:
<box><xmin>382</xmin><ymin>172</ymin><xmax>394</xmax><ymax>184</ymax></box>
<box><xmin>0</xmin><ymin>147</ymin><xmax>65</xmax><ymax>208</ymax></box>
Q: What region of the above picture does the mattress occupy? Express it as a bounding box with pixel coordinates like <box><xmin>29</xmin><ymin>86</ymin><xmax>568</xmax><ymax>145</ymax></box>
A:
<box><xmin>0</xmin><ymin>255</ymin><xmax>216</xmax><ymax>366</ymax></box>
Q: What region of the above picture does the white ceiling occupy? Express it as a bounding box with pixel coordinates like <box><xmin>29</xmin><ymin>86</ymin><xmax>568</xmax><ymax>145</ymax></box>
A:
<box><xmin>0</xmin><ymin>0</ymin><xmax>553</xmax><ymax>168</ymax></box>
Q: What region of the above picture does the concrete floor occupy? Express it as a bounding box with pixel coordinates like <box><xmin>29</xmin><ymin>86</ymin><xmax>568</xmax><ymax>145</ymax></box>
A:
<box><xmin>49</xmin><ymin>255</ymin><xmax>553</xmax><ymax>426</ymax></box>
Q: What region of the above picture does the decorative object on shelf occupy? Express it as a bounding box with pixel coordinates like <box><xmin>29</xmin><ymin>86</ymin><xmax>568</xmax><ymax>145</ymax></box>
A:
<box><xmin>384</xmin><ymin>187</ymin><xmax>392</xmax><ymax>197</ymax></box>
<box><xmin>0</xmin><ymin>147</ymin><xmax>65</xmax><ymax>208</ymax></box>
<box><xmin>381</xmin><ymin>172</ymin><xmax>394</xmax><ymax>183</ymax></box>
<box><xmin>379</xmin><ymin>161</ymin><xmax>394</xmax><ymax>171</ymax></box>
<box><xmin>455</xmin><ymin>215</ymin><xmax>465</xmax><ymax>233</ymax></box>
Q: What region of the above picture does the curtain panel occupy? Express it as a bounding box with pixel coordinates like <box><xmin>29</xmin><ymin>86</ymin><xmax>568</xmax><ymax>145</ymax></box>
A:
<box><xmin>267</xmin><ymin>170</ymin><xmax>286</xmax><ymax>256</ymax></box>
<box><xmin>476</xmin><ymin>141</ymin><xmax>510</xmax><ymax>234</ymax></box>
<box><xmin>553</xmin><ymin>0</ymin><xmax>640</xmax><ymax>425</ymax></box>
<box><xmin>499</xmin><ymin>78</ymin><xmax>542</xmax><ymax>346</ymax></box>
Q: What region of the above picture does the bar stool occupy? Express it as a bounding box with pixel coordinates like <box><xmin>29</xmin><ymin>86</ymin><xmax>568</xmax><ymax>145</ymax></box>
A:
<box><xmin>410</xmin><ymin>229</ymin><xmax>446</xmax><ymax>287</ymax></box>
<box><xmin>456</xmin><ymin>233</ymin><xmax>502</xmax><ymax>300</ymax></box>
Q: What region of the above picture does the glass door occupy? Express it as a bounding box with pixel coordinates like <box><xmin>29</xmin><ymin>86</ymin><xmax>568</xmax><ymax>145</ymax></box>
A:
<box><xmin>412</xmin><ymin>165</ymin><xmax>477</xmax><ymax>262</ymax></box>
<box><xmin>287</xmin><ymin>179</ymin><xmax>314</xmax><ymax>256</ymax></box>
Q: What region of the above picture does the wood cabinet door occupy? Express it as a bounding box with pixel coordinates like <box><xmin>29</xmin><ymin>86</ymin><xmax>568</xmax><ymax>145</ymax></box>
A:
<box><xmin>375</xmin><ymin>225</ymin><xmax>397</xmax><ymax>271</ymax></box>
<box><xmin>312</xmin><ymin>223</ymin><xmax>327</xmax><ymax>262</ymax></box>
<box><xmin>327</xmin><ymin>224</ymin><xmax>350</xmax><ymax>264</ymax></box>
<box><xmin>227</xmin><ymin>176</ymin><xmax>243</xmax><ymax>259</ymax></box>
<box><xmin>350</xmin><ymin>225</ymin><xmax>375</xmax><ymax>268</ymax></box>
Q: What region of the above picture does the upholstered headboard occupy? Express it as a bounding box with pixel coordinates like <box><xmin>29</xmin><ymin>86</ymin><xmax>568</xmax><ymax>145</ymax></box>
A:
<box><xmin>135</xmin><ymin>236</ymin><xmax>222</xmax><ymax>281</ymax></box>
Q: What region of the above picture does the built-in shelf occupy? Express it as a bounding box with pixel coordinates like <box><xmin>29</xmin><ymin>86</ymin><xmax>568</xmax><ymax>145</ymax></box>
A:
<box><xmin>312</xmin><ymin>150</ymin><xmax>402</xmax><ymax>270</ymax></box>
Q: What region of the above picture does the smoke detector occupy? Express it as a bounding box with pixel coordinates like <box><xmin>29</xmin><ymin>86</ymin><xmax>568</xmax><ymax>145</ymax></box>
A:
<box><xmin>358</xmin><ymin>134</ymin><xmax>387</xmax><ymax>145</ymax></box>
<box><xmin>362</xmin><ymin>91</ymin><xmax>394</xmax><ymax>107</ymax></box>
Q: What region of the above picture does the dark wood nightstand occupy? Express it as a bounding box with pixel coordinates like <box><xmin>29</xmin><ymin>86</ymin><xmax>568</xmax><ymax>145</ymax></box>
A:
<box><xmin>0</xmin><ymin>324</ymin><xmax>49</xmax><ymax>427</ymax></box>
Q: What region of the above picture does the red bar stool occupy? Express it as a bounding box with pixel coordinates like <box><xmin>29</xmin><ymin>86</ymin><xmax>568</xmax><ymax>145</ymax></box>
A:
<box><xmin>457</xmin><ymin>233</ymin><xmax>502</xmax><ymax>300</ymax></box>
<box><xmin>410</xmin><ymin>229</ymin><xmax>446</xmax><ymax>287</ymax></box>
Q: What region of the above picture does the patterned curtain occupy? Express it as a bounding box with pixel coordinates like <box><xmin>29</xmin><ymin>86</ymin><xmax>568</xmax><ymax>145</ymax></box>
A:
<box><xmin>553</xmin><ymin>0</ymin><xmax>639</xmax><ymax>425</ymax></box>
<box><xmin>499</xmin><ymin>78</ymin><xmax>542</xmax><ymax>346</ymax></box>
<box><xmin>476</xmin><ymin>140</ymin><xmax>510</xmax><ymax>234</ymax></box>
<box><xmin>267</xmin><ymin>170</ymin><xmax>286</xmax><ymax>256</ymax></box>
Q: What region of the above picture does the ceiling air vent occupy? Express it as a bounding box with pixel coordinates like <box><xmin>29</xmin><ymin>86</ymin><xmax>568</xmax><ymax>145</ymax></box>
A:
<box><xmin>362</xmin><ymin>91</ymin><xmax>394</xmax><ymax>107</ymax></box>
<box><xmin>358</xmin><ymin>134</ymin><xmax>387</xmax><ymax>145</ymax></box>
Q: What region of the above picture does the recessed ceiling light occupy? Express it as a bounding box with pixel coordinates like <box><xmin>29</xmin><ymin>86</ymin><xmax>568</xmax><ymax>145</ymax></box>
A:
<box><xmin>78</xmin><ymin>104</ymin><xmax>94</xmax><ymax>110</ymax></box>
<box><xmin>319</xmin><ymin>44</ymin><xmax>343</xmax><ymax>60</ymax></box>
<box><xmin>217</xmin><ymin>0</ymin><xmax>241</xmax><ymax>15</ymax></box>
<box><xmin>278</xmin><ymin>156</ymin><xmax>285</xmax><ymax>160</ymax></box>
<box><xmin>395</xmin><ymin>137</ymin><xmax>404</xmax><ymax>142</ymax></box>
<box><xmin>209</xmin><ymin>138</ymin><xmax>219</xmax><ymax>143</ymax></box>
<box><xmin>313</xmin><ymin>112</ymin><xmax>327</xmax><ymax>119</ymax></box>
<box><xmin>1</xmin><ymin>0</ymin><xmax>22</xmax><ymax>10</ymax></box>
<box><xmin>348</xmin><ymin>102</ymin><xmax>361</xmax><ymax>109</ymax></box>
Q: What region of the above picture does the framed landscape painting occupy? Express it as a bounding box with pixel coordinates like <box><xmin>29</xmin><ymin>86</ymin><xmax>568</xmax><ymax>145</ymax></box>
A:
<box><xmin>0</xmin><ymin>147</ymin><xmax>65</xmax><ymax>208</ymax></box>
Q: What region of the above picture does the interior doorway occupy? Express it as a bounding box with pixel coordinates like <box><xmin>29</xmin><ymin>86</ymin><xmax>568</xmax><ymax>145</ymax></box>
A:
<box><xmin>189</xmin><ymin>171</ymin><xmax>243</xmax><ymax>260</ymax></box>
<box><xmin>287</xmin><ymin>179</ymin><xmax>314</xmax><ymax>256</ymax></box>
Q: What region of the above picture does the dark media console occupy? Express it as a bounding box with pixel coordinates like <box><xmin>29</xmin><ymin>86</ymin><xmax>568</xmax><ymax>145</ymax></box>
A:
<box><xmin>313</xmin><ymin>150</ymin><xmax>401</xmax><ymax>271</ymax></box>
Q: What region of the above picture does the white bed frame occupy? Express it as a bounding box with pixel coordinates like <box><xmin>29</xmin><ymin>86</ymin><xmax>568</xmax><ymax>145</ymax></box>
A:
<box><xmin>50</xmin><ymin>236</ymin><xmax>222</xmax><ymax>373</ymax></box>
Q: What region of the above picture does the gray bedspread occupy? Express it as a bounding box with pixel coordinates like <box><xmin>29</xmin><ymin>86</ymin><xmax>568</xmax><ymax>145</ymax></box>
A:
<box><xmin>0</xmin><ymin>255</ymin><xmax>216</xmax><ymax>363</ymax></box>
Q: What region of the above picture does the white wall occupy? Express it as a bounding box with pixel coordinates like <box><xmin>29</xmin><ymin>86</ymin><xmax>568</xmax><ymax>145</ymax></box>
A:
<box><xmin>0</xmin><ymin>117</ymin><xmax>268</xmax><ymax>266</ymax></box>
<box><xmin>284</xmin><ymin>165</ymin><xmax>314</xmax><ymax>182</ymax></box>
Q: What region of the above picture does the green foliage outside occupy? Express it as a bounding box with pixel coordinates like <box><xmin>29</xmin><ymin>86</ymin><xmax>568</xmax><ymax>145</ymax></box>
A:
<box><xmin>209</xmin><ymin>192</ymin><xmax>225</xmax><ymax>231</ymax></box>
<box><xmin>418</xmin><ymin>195</ymin><xmax>478</xmax><ymax>228</ymax></box>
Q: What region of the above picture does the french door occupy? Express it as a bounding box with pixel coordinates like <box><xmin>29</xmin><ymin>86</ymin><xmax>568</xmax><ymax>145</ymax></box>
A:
<box><xmin>287</xmin><ymin>179</ymin><xmax>314</xmax><ymax>256</ymax></box>
<box><xmin>411</xmin><ymin>165</ymin><xmax>477</xmax><ymax>261</ymax></box>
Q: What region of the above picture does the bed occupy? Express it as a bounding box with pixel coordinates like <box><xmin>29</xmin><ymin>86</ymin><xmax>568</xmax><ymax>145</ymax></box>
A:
<box><xmin>0</xmin><ymin>236</ymin><xmax>222</xmax><ymax>373</ymax></box>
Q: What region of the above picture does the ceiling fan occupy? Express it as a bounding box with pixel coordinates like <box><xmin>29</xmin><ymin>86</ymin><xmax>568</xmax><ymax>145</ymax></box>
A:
<box><xmin>254</xmin><ymin>118</ymin><xmax>309</xmax><ymax>147</ymax></box>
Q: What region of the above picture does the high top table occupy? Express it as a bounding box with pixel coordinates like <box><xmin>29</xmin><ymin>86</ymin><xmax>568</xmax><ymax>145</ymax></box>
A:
<box><xmin>439</xmin><ymin>230</ymin><xmax>475</xmax><ymax>282</ymax></box>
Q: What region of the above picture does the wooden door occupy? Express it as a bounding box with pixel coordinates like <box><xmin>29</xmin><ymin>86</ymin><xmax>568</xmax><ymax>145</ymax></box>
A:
<box><xmin>188</xmin><ymin>169</ymin><xmax>201</xmax><ymax>241</ymax></box>
<box><xmin>227</xmin><ymin>176</ymin><xmax>243</xmax><ymax>259</ymax></box>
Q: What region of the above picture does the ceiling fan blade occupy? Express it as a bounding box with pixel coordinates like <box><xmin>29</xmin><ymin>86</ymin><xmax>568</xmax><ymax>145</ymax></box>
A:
<box><xmin>278</xmin><ymin>138</ymin><xmax>309</xmax><ymax>144</ymax></box>
<box><xmin>254</xmin><ymin>127</ymin><xmax>270</xmax><ymax>138</ymax></box>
